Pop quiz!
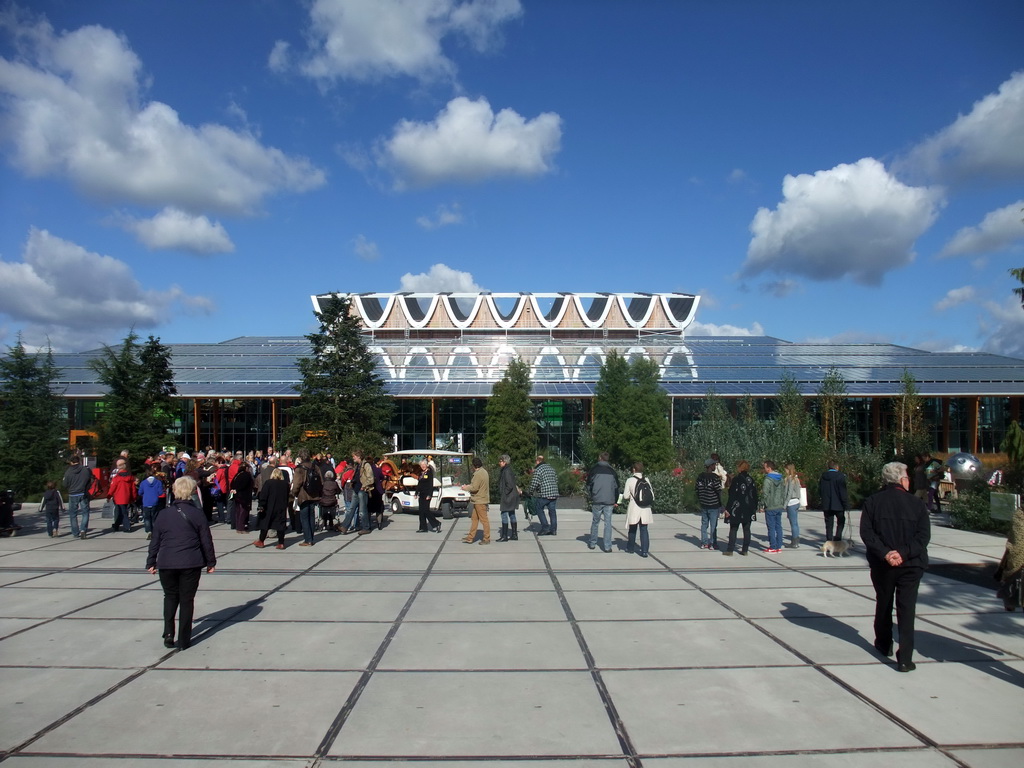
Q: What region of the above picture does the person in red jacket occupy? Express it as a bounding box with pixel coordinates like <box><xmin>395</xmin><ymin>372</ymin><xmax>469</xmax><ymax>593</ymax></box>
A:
<box><xmin>107</xmin><ymin>459</ymin><xmax>137</xmax><ymax>533</ymax></box>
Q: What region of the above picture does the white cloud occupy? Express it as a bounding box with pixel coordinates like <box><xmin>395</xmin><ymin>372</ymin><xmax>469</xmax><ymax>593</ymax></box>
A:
<box><xmin>760</xmin><ymin>279</ymin><xmax>800</xmax><ymax>298</ymax></box>
<box><xmin>980</xmin><ymin>297</ymin><xmax>1024</xmax><ymax>359</ymax></box>
<box><xmin>118</xmin><ymin>207</ymin><xmax>235</xmax><ymax>254</ymax></box>
<box><xmin>687</xmin><ymin>320</ymin><xmax>765</xmax><ymax>337</ymax></box>
<box><xmin>743</xmin><ymin>158</ymin><xmax>941</xmax><ymax>286</ymax></box>
<box><xmin>0</xmin><ymin>228</ymin><xmax>212</xmax><ymax>351</ymax></box>
<box><xmin>399</xmin><ymin>263</ymin><xmax>483</xmax><ymax>292</ymax></box>
<box><xmin>353</xmin><ymin>234</ymin><xmax>381</xmax><ymax>261</ymax></box>
<box><xmin>903</xmin><ymin>71</ymin><xmax>1024</xmax><ymax>186</ymax></box>
<box><xmin>379</xmin><ymin>96</ymin><xmax>561</xmax><ymax>188</ymax></box>
<box><xmin>416</xmin><ymin>202</ymin><xmax>464</xmax><ymax>229</ymax></box>
<box><xmin>938</xmin><ymin>200</ymin><xmax>1024</xmax><ymax>258</ymax></box>
<box><xmin>268</xmin><ymin>40</ymin><xmax>291</xmax><ymax>73</ymax></box>
<box><xmin>0</xmin><ymin>17</ymin><xmax>325</xmax><ymax>215</ymax></box>
<box><xmin>935</xmin><ymin>285</ymin><xmax>979</xmax><ymax>312</ymax></box>
<box><xmin>285</xmin><ymin>0</ymin><xmax>522</xmax><ymax>83</ymax></box>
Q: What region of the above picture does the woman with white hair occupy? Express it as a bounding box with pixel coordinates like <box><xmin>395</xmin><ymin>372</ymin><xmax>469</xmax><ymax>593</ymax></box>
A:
<box><xmin>146</xmin><ymin>475</ymin><xmax>216</xmax><ymax>650</ymax></box>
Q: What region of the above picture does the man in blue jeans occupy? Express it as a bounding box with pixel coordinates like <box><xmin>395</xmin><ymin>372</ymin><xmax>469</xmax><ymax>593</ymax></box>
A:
<box><xmin>586</xmin><ymin>452</ymin><xmax>619</xmax><ymax>552</ymax></box>
<box><xmin>352</xmin><ymin>450</ymin><xmax>373</xmax><ymax>535</ymax></box>
<box><xmin>62</xmin><ymin>455</ymin><xmax>92</xmax><ymax>539</ymax></box>
<box><xmin>695</xmin><ymin>458</ymin><xmax>724</xmax><ymax>549</ymax></box>
<box><xmin>528</xmin><ymin>455</ymin><xmax>559</xmax><ymax>536</ymax></box>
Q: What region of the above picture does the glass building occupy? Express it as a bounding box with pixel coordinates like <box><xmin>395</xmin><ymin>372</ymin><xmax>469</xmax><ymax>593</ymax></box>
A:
<box><xmin>38</xmin><ymin>292</ymin><xmax>1024</xmax><ymax>459</ymax></box>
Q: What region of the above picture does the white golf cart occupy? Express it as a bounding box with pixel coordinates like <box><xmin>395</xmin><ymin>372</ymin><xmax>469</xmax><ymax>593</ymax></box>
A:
<box><xmin>383</xmin><ymin>450</ymin><xmax>473</xmax><ymax>519</ymax></box>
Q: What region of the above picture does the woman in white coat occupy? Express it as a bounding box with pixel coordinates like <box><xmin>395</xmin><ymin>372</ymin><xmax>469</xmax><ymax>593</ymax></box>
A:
<box><xmin>622</xmin><ymin>462</ymin><xmax>653</xmax><ymax>558</ymax></box>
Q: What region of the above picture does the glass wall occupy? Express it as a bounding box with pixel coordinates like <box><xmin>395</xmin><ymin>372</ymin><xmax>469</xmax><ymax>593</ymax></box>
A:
<box><xmin>390</xmin><ymin>399</ymin><xmax>432</xmax><ymax>450</ymax></box>
<box><xmin>977</xmin><ymin>397</ymin><xmax>1011</xmax><ymax>454</ymax></box>
<box><xmin>947</xmin><ymin>398</ymin><xmax>971</xmax><ymax>454</ymax></box>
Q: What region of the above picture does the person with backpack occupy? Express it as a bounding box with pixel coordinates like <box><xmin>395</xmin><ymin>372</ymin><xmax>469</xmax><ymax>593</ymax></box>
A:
<box><xmin>622</xmin><ymin>462</ymin><xmax>654</xmax><ymax>558</ymax></box>
<box><xmin>695</xmin><ymin>458</ymin><xmax>723</xmax><ymax>550</ymax></box>
<box><xmin>40</xmin><ymin>480</ymin><xmax>64</xmax><ymax>537</ymax></box>
<box><xmin>139</xmin><ymin>465</ymin><xmax>165</xmax><ymax>540</ymax></box>
<box><xmin>290</xmin><ymin>449</ymin><xmax>322</xmax><ymax>546</ymax></box>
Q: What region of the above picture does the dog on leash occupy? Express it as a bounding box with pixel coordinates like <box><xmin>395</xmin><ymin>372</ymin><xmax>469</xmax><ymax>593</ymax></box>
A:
<box><xmin>821</xmin><ymin>539</ymin><xmax>854</xmax><ymax>557</ymax></box>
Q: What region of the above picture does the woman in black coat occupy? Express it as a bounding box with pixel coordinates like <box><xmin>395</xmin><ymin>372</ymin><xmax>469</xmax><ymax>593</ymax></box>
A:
<box><xmin>255</xmin><ymin>468</ymin><xmax>290</xmax><ymax>549</ymax></box>
<box><xmin>416</xmin><ymin>459</ymin><xmax>440</xmax><ymax>533</ymax></box>
<box><xmin>146</xmin><ymin>475</ymin><xmax>216</xmax><ymax>650</ymax></box>
<box><xmin>723</xmin><ymin>461</ymin><xmax>758</xmax><ymax>557</ymax></box>
<box><xmin>230</xmin><ymin>463</ymin><xmax>254</xmax><ymax>533</ymax></box>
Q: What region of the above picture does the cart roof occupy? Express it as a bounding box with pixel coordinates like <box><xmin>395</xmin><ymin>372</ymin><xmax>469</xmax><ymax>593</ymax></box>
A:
<box><xmin>385</xmin><ymin>449</ymin><xmax>472</xmax><ymax>458</ymax></box>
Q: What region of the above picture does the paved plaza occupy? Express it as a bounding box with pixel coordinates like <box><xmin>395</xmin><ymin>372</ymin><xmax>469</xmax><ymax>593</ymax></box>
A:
<box><xmin>0</xmin><ymin>504</ymin><xmax>1021</xmax><ymax>767</ymax></box>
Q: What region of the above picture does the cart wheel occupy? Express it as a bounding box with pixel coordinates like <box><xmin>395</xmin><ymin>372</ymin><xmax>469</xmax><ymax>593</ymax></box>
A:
<box><xmin>441</xmin><ymin>501</ymin><xmax>453</xmax><ymax>520</ymax></box>
<box><xmin>391</xmin><ymin>499</ymin><xmax>402</xmax><ymax>514</ymax></box>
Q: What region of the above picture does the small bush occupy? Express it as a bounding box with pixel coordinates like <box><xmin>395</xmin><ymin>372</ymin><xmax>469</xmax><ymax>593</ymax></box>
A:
<box><xmin>948</xmin><ymin>477</ymin><xmax>1010</xmax><ymax>535</ymax></box>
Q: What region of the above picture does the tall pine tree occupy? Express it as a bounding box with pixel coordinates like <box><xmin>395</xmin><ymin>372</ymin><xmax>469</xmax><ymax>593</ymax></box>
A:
<box><xmin>0</xmin><ymin>339</ymin><xmax>66</xmax><ymax>496</ymax></box>
<box><xmin>484</xmin><ymin>358</ymin><xmax>537</xmax><ymax>480</ymax></box>
<box><xmin>89</xmin><ymin>331</ymin><xmax>178</xmax><ymax>465</ymax></box>
<box><xmin>593</xmin><ymin>351</ymin><xmax>673</xmax><ymax>470</ymax></box>
<box><xmin>282</xmin><ymin>296</ymin><xmax>393</xmax><ymax>456</ymax></box>
<box><xmin>592</xmin><ymin>351</ymin><xmax>631</xmax><ymax>467</ymax></box>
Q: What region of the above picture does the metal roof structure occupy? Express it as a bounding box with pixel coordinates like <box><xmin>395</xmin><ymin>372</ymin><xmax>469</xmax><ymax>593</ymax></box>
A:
<box><xmin>41</xmin><ymin>334</ymin><xmax>1024</xmax><ymax>400</ymax></box>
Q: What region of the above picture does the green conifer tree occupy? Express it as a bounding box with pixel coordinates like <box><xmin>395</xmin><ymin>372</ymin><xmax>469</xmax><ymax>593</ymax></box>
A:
<box><xmin>592</xmin><ymin>351</ymin><xmax>632</xmax><ymax>467</ymax></box>
<box><xmin>0</xmin><ymin>339</ymin><xmax>66</xmax><ymax>496</ymax></box>
<box><xmin>484</xmin><ymin>358</ymin><xmax>537</xmax><ymax>480</ymax></box>
<box><xmin>282</xmin><ymin>295</ymin><xmax>394</xmax><ymax>456</ymax></box>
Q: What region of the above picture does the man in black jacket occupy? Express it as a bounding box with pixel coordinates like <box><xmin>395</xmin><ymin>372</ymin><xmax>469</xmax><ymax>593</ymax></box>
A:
<box><xmin>860</xmin><ymin>461</ymin><xmax>930</xmax><ymax>672</ymax></box>
<box><xmin>62</xmin><ymin>455</ymin><xmax>93</xmax><ymax>539</ymax></box>
<box><xmin>818</xmin><ymin>461</ymin><xmax>849</xmax><ymax>542</ymax></box>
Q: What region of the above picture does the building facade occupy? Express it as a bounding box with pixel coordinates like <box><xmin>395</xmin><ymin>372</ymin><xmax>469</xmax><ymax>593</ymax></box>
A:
<box><xmin>39</xmin><ymin>292</ymin><xmax>1024</xmax><ymax>458</ymax></box>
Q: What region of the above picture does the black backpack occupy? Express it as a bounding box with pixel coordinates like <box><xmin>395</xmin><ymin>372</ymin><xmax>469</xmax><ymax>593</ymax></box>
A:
<box><xmin>302</xmin><ymin>465</ymin><xmax>323</xmax><ymax>497</ymax></box>
<box><xmin>633</xmin><ymin>476</ymin><xmax>654</xmax><ymax>508</ymax></box>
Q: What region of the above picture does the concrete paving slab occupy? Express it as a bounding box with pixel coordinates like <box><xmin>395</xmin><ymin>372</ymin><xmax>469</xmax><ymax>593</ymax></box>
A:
<box><xmin>326</xmin><ymin>762</ymin><xmax>631</xmax><ymax>768</ymax></box>
<box><xmin>432</xmin><ymin>553</ymin><xmax>549</xmax><ymax>571</ymax></box>
<box><xmin>545</xmin><ymin>552</ymin><xmax>668</xmax><ymax>570</ymax></box>
<box><xmin>307</xmin><ymin>552</ymin><xmax>438</xmax><ymax>572</ymax></box>
<box><xmin>0</xmin><ymin>666</ymin><xmax>131</xmax><ymax>752</ymax></box>
<box><xmin>0</xmin><ymin>551</ymin><xmax>124</xmax><ymax>569</ymax></box>
<box><xmin>66</xmin><ymin>587</ymin><xmax>265</xmax><ymax>621</ymax></box>
<box><xmin>282</xmin><ymin>572</ymin><xmax>422</xmax><ymax>592</ymax></box>
<box><xmin>28</xmin><ymin>669</ymin><xmax>362</xmax><ymax>756</ymax></box>
<box><xmin>950</xmin><ymin>748</ymin><xmax>1024</xmax><ymax>767</ymax></box>
<box><xmin>420</xmin><ymin>572</ymin><xmax>554</xmax><ymax>591</ymax></box>
<box><xmin>1</xmin><ymin>618</ymin><xmax>171</xmax><ymax>668</ymax></box>
<box><xmin>827</xmin><ymin>660</ymin><xmax>1024</xmax><ymax>746</ymax></box>
<box><xmin>0</xmin><ymin>617</ymin><xmax>47</xmax><ymax>638</ymax></box>
<box><xmin>330</xmin><ymin>670</ymin><xmax>624</xmax><ymax>758</ymax></box>
<box><xmin>557</xmin><ymin>572</ymin><xmax>690</xmax><ymax>591</ymax></box>
<box><xmin>0</xmin><ymin>587</ymin><xmax>125</xmax><ymax>619</ymax></box>
<box><xmin>799</xmin><ymin>566</ymin><xmax>875</xmax><ymax>586</ymax></box>
<box><xmin>158</xmin><ymin>619</ymin><xmax>392</xmax><ymax>670</ymax></box>
<box><xmin>6</xmin><ymin>759</ymin><xmax>310</xmax><ymax>768</ymax></box>
<box><xmin>0</xmin><ymin>570</ymin><xmax>49</xmax><ymax>586</ymax></box>
<box><xmin>603</xmin><ymin>667</ymin><xmax>923</xmax><ymax>755</ymax></box>
<box><xmin>915</xmin><ymin>612</ymin><xmax>1024</xmax><ymax>658</ymax></box>
<box><xmin>708</xmin><ymin>585</ymin><xmax>875</xmax><ymax>619</ymax></box>
<box><xmin>405</xmin><ymin>590</ymin><xmax>567</xmax><ymax>622</ymax></box>
<box><xmin>580</xmin><ymin>618</ymin><xmax>802</xmax><ymax>669</ymax></box>
<box><xmin>231</xmin><ymin>589</ymin><xmax>410</xmax><ymax>623</ymax></box>
<box><xmin>643</xmin><ymin>752</ymin><xmax>960</xmax><ymax>767</ymax></box>
<box><xmin>380</xmin><ymin>621</ymin><xmax>586</xmax><ymax>670</ymax></box>
<box><xmin>565</xmin><ymin>588</ymin><xmax>736</xmax><ymax>621</ymax></box>
<box><xmin>683</xmin><ymin>568</ymin><xmax>834</xmax><ymax>590</ymax></box>
<box><xmin>13</xmin><ymin>571</ymin><xmax>153</xmax><ymax>589</ymax></box>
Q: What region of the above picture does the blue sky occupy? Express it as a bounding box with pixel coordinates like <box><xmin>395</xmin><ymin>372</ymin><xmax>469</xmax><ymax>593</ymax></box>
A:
<box><xmin>1</xmin><ymin>0</ymin><xmax>1023</xmax><ymax>357</ymax></box>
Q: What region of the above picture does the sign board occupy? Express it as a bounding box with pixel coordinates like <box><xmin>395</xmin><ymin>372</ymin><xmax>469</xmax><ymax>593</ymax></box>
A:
<box><xmin>990</xmin><ymin>492</ymin><xmax>1019</xmax><ymax>522</ymax></box>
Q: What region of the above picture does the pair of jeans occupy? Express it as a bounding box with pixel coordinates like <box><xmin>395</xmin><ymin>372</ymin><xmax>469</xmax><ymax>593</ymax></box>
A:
<box><xmin>213</xmin><ymin>498</ymin><xmax>227</xmax><ymax>523</ymax></box>
<box><xmin>142</xmin><ymin>506</ymin><xmax>158</xmax><ymax>533</ymax></box>
<box><xmin>700</xmin><ymin>507</ymin><xmax>720</xmax><ymax>547</ymax></box>
<box><xmin>627</xmin><ymin>523</ymin><xmax>649</xmax><ymax>555</ymax></box>
<box><xmin>765</xmin><ymin>508</ymin><xmax>784</xmax><ymax>550</ymax></box>
<box><xmin>786</xmin><ymin>502</ymin><xmax>800</xmax><ymax>542</ymax></box>
<box><xmin>355</xmin><ymin>490</ymin><xmax>370</xmax><ymax>531</ymax></box>
<box><xmin>67</xmin><ymin>494</ymin><xmax>89</xmax><ymax>537</ymax></box>
<box><xmin>589</xmin><ymin>504</ymin><xmax>614</xmax><ymax>550</ymax></box>
<box><xmin>535</xmin><ymin>497</ymin><xmax>557</xmax><ymax>533</ymax></box>
<box><xmin>159</xmin><ymin>567</ymin><xmax>203</xmax><ymax>649</ymax></box>
<box><xmin>298</xmin><ymin>502</ymin><xmax>317</xmax><ymax>544</ymax></box>
<box><xmin>341</xmin><ymin>502</ymin><xmax>357</xmax><ymax>531</ymax></box>
<box><xmin>45</xmin><ymin>510</ymin><xmax>59</xmax><ymax>535</ymax></box>
<box><xmin>113</xmin><ymin>503</ymin><xmax>131</xmax><ymax>532</ymax></box>
<box><xmin>500</xmin><ymin>510</ymin><xmax>518</xmax><ymax>526</ymax></box>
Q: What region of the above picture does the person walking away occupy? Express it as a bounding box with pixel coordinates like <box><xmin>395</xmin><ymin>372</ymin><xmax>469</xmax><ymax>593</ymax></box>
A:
<box><xmin>695</xmin><ymin>458</ymin><xmax>723</xmax><ymax>550</ymax></box>
<box><xmin>291</xmin><ymin>449</ymin><xmax>322</xmax><ymax>546</ymax></box>
<box><xmin>319</xmin><ymin>469</ymin><xmax>341</xmax><ymax>532</ymax></box>
<box><xmin>255</xmin><ymin>468</ymin><xmax>290</xmax><ymax>549</ymax></box>
<box><xmin>622</xmin><ymin>462</ymin><xmax>653</xmax><ymax>557</ymax></box>
<box><xmin>139</xmin><ymin>466</ymin><xmax>165</xmax><ymax>540</ymax></box>
<box><xmin>783</xmin><ymin>463</ymin><xmax>802</xmax><ymax>548</ymax></box>
<box><xmin>40</xmin><ymin>481</ymin><xmax>63</xmax><ymax>537</ymax></box>
<box><xmin>230</xmin><ymin>462</ymin><xmax>254</xmax><ymax>533</ymax></box>
<box><xmin>417</xmin><ymin>459</ymin><xmax>441</xmax><ymax>533</ymax></box>
<box><xmin>528</xmin><ymin>455</ymin><xmax>559</xmax><ymax>535</ymax></box>
<box><xmin>723</xmin><ymin>461</ymin><xmax>757</xmax><ymax>556</ymax></box>
<box><xmin>587</xmin><ymin>452</ymin><xmax>619</xmax><ymax>552</ymax></box>
<box><xmin>146</xmin><ymin>475</ymin><xmax>216</xmax><ymax>650</ymax></box>
<box><xmin>860</xmin><ymin>462</ymin><xmax>930</xmax><ymax>672</ymax></box>
<box><xmin>819</xmin><ymin>460</ymin><xmax>849</xmax><ymax>542</ymax></box>
<box><xmin>461</xmin><ymin>457</ymin><xmax>491</xmax><ymax>545</ymax></box>
<box><xmin>497</xmin><ymin>454</ymin><xmax>521</xmax><ymax>542</ymax></box>
<box><xmin>760</xmin><ymin>461</ymin><xmax>786</xmax><ymax>553</ymax></box>
<box><xmin>107</xmin><ymin>459</ymin><xmax>136</xmax><ymax>533</ymax></box>
<box><xmin>62</xmin><ymin>455</ymin><xmax>93</xmax><ymax>539</ymax></box>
